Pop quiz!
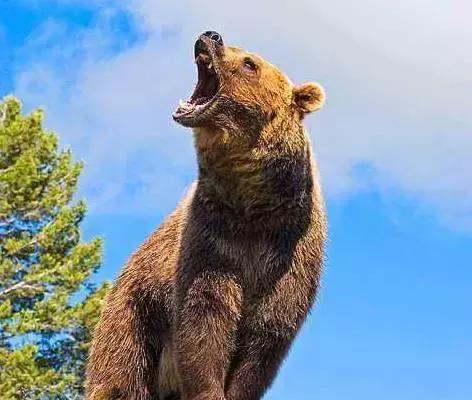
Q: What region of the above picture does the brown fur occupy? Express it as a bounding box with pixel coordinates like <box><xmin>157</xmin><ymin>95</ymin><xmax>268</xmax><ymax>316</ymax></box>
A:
<box><xmin>86</xmin><ymin>33</ymin><xmax>327</xmax><ymax>400</ymax></box>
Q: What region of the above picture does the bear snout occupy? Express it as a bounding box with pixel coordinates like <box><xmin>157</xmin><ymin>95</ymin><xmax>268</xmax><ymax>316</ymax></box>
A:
<box><xmin>195</xmin><ymin>31</ymin><xmax>224</xmax><ymax>59</ymax></box>
<box><xmin>202</xmin><ymin>30</ymin><xmax>223</xmax><ymax>46</ymax></box>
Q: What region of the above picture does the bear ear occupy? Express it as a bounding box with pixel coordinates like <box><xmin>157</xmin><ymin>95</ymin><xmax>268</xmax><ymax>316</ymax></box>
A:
<box><xmin>293</xmin><ymin>82</ymin><xmax>325</xmax><ymax>115</ymax></box>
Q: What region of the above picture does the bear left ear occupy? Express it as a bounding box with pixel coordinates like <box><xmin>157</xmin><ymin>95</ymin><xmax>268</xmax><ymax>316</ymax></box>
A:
<box><xmin>293</xmin><ymin>82</ymin><xmax>325</xmax><ymax>115</ymax></box>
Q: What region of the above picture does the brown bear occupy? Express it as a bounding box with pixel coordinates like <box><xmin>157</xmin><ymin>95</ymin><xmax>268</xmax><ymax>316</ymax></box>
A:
<box><xmin>86</xmin><ymin>31</ymin><xmax>327</xmax><ymax>400</ymax></box>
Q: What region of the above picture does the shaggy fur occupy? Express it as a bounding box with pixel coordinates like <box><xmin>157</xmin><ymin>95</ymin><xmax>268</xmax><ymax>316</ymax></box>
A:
<box><xmin>86</xmin><ymin>32</ymin><xmax>327</xmax><ymax>400</ymax></box>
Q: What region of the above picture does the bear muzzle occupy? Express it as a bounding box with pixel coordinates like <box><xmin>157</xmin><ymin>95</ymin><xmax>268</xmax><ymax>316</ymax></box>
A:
<box><xmin>173</xmin><ymin>31</ymin><xmax>223</xmax><ymax>126</ymax></box>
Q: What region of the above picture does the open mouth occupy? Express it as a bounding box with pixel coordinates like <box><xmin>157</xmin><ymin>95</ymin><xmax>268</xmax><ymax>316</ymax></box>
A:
<box><xmin>173</xmin><ymin>45</ymin><xmax>220</xmax><ymax>121</ymax></box>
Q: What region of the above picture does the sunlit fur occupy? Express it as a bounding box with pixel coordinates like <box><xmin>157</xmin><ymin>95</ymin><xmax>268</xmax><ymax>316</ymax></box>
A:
<box><xmin>86</xmin><ymin>37</ymin><xmax>326</xmax><ymax>400</ymax></box>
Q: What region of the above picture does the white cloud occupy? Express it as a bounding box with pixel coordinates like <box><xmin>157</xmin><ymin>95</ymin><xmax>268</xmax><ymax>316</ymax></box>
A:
<box><xmin>13</xmin><ymin>0</ymin><xmax>472</xmax><ymax>228</ymax></box>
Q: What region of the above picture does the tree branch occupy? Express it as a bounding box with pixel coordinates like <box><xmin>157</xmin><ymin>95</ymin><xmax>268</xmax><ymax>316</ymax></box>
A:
<box><xmin>0</xmin><ymin>280</ymin><xmax>44</xmax><ymax>298</ymax></box>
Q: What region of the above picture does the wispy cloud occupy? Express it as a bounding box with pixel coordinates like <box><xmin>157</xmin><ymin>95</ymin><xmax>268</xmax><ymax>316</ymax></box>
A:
<box><xmin>12</xmin><ymin>0</ymin><xmax>472</xmax><ymax>228</ymax></box>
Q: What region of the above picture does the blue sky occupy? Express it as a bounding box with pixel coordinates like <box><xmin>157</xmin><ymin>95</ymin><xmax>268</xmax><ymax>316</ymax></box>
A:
<box><xmin>2</xmin><ymin>1</ymin><xmax>471</xmax><ymax>399</ymax></box>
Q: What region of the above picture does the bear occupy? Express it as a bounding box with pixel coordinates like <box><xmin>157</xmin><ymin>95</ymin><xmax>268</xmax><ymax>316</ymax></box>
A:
<box><xmin>85</xmin><ymin>31</ymin><xmax>327</xmax><ymax>400</ymax></box>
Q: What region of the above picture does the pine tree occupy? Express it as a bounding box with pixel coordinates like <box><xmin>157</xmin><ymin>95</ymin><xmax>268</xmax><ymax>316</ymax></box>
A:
<box><xmin>0</xmin><ymin>96</ymin><xmax>110</xmax><ymax>399</ymax></box>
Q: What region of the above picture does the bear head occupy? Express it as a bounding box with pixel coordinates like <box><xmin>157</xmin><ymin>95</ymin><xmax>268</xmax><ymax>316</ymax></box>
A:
<box><xmin>173</xmin><ymin>31</ymin><xmax>325</xmax><ymax>146</ymax></box>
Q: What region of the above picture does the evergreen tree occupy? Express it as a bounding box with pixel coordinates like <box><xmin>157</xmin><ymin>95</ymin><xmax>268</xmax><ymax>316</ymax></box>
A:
<box><xmin>0</xmin><ymin>96</ymin><xmax>110</xmax><ymax>399</ymax></box>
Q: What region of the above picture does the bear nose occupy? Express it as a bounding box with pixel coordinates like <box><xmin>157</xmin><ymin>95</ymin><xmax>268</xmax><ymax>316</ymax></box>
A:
<box><xmin>202</xmin><ymin>31</ymin><xmax>224</xmax><ymax>46</ymax></box>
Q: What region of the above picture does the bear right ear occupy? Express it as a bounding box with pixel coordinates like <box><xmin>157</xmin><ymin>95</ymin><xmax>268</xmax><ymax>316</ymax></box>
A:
<box><xmin>293</xmin><ymin>82</ymin><xmax>325</xmax><ymax>115</ymax></box>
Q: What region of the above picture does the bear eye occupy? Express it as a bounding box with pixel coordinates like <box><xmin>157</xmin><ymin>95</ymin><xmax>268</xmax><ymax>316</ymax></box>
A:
<box><xmin>243</xmin><ymin>58</ymin><xmax>257</xmax><ymax>73</ymax></box>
